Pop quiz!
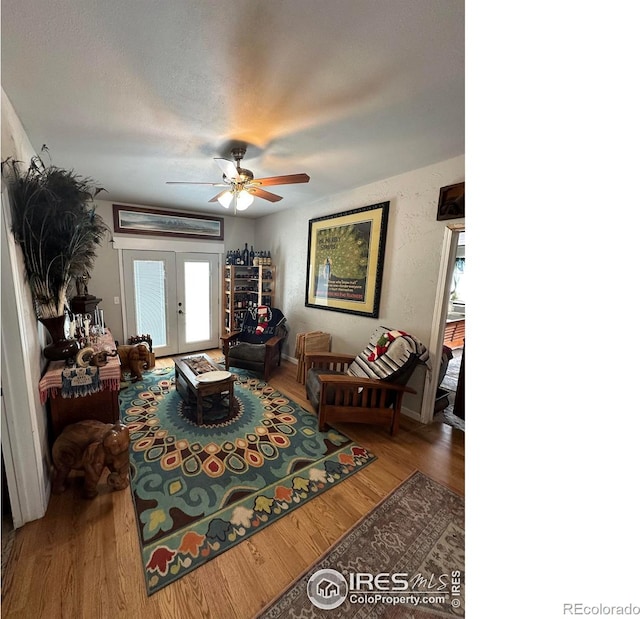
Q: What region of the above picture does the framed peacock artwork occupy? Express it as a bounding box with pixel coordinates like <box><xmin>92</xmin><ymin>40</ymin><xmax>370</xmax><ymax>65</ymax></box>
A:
<box><xmin>305</xmin><ymin>201</ymin><xmax>389</xmax><ymax>317</ymax></box>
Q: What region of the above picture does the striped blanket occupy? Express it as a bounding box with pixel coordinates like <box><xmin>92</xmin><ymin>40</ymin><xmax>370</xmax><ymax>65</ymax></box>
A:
<box><xmin>347</xmin><ymin>326</ymin><xmax>429</xmax><ymax>381</ymax></box>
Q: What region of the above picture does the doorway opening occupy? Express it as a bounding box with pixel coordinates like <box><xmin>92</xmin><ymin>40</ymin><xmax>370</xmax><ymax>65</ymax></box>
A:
<box><xmin>437</xmin><ymin>232</ymin><xmax>465</xmax><ymax>426</ymax></box>
<box><xmin>422</xmin><ymin>224</ymin><xmax>465</xmax><ymax>427</ymax></box>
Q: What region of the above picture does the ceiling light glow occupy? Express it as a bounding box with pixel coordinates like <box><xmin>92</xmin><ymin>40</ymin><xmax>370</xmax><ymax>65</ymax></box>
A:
<box><xmin>218</xmin><ymin>190</ymin><xmax>233</xmax><ymax>208</ymax></box>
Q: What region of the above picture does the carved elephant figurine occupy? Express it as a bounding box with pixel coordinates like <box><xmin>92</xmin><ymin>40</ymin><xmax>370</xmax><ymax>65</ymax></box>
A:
<box><xmin>52</xmin><ymin>420</ymin><xmax>130</xmax><ymax>499</ymax></box>
<box><xmin>117</xmin><ymin>343</ymin><xmax>150</xmax><ymax>382</ymax></box>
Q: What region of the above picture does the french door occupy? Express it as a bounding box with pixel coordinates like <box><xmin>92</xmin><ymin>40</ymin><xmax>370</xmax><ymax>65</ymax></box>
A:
<box><xmin>122</xmin><ymin>250</ymin><xmax>219</xmax><ymax>356</ymax></box>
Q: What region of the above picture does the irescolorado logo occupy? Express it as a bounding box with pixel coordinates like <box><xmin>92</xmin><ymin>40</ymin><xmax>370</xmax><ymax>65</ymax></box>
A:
<box><xmin>306</xmin><ymin>569</ymin><xmax>349</xmax><ymax>610</ymax></box>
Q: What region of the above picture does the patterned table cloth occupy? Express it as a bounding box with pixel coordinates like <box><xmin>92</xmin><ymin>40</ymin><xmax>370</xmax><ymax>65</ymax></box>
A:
<box><xmin>38</xmin><ymin>331</ymin><xmax>120</xmax><ymax>403</ymax></box>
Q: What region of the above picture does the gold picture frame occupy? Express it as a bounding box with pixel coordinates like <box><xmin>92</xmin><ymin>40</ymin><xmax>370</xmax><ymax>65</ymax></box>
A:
<box><xmin>305</xmin><ymin>201</ymin><xmax>389</xmax><ymax>317</ymax></box>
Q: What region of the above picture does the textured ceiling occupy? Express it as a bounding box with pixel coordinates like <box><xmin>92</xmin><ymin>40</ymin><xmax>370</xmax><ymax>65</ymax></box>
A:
<box><xmin>1</xmin><ymin>0</ymin><xmax>464</xmax><ymax>218</ymax></box>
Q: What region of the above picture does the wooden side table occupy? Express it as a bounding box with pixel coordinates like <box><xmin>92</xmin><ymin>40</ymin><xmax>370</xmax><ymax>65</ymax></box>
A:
<box><xmin>39</xmin><ymin>330</ymin><xmax>121</xmax><ymax>440</ymax></box>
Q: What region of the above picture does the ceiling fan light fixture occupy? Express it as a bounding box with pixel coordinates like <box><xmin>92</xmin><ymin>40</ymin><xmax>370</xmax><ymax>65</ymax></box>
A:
<box><xmin>169</xmin><ymin>144</ymin><xmax>309</xmax><ymax>208</ymax></box>
<box><xmin>236</xmin><ymin>189</ymin><xmax>254</xmax><ymax>211</ymax></box>
<box><xmin>218</xmin><ymin>190</ymin><xmax>233</xmax><ymax>208</ymax></box>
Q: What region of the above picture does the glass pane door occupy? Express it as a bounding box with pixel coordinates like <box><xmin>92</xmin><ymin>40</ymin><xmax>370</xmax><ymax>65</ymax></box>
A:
<box><xmin>123</xmin><ymin>250</ymin><xmax>219</xmax><ymax>356</ymax></box>
<box><xmin>133</xmin><ymin>259</ymin><xmax>168</xmax><ymax>347</ymax></box>
<box><xmin>176</xmin><ymin>253</ymin><xmax>219</xmax><ymax>353</ymax></box>
<box><xmin>123</xmin><ymin>251</ymin><xmax>178</xmax><ymax>355</ymax></box>
<box><xmin>184</xmin><ymin>262</ymin><xmax>210</xmax><ymax>342</ymax></box>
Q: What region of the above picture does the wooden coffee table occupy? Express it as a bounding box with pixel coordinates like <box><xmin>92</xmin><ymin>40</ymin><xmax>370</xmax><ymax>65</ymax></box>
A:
<box><xmin>174</xmin><ymin>354</ymin><xmax>236</xmax><ymax>425</ymax></box>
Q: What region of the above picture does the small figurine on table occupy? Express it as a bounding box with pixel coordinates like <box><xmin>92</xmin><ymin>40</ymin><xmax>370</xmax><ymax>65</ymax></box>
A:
<box><xmin>75</xmin><ymin>271</ymin><xmax>93</xmax><ymax>298</ymax></box>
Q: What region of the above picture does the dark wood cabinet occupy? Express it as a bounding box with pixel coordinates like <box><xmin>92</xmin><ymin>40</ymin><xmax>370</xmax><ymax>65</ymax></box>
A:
<box><xmin>39</xmin><ymin>330</ymin><xmax>121</xmax><ymax>441</ymax></box>
<box><xmin>50</xmin><ymin>388</ymin><xmax>119</xmax><ymax>438</ymax></box>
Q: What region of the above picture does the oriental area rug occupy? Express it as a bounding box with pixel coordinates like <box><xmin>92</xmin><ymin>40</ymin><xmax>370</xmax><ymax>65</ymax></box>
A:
<box><xmin>119</xmin><ymin>368</ymin><xmax>375</xmax><ymax>595</ymax></box>
<box><xmin>255</xmin><ymin>471</ymin><xmax>465</xmax><ymax>618</ymax></box>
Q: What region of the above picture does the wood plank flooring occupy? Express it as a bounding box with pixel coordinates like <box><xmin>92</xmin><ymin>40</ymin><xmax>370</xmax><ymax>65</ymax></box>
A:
<box><xmin>1</xmin><ymin>353</ymin><xmax>464</xmax><ymax>618</ymax></box>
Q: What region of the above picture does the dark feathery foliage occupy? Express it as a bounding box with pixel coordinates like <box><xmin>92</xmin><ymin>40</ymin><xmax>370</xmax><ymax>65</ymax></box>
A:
<box><xmin>1</xmin><ymin>146</ymin><xmax>108</xmax><ymax>318</ymax></box>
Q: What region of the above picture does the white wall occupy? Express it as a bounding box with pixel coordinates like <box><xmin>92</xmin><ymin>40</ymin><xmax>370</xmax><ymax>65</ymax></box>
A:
<box><xmin>90</xmin><ymin>199</ymin><xmax>256</xmax><ymax>344</ymax></box>
<box><xmin>255</xmin><ymin>155</ymin><xmax>465</xmax><ymax>416</ymax></box>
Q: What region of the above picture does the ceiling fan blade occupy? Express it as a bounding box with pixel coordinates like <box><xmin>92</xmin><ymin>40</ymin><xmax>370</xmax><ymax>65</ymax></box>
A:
<box><xmin>214</xmin><ymin>157</ymin><xmax>240</xmax><ymax>181</ymax></box>
<box><xmin>248</xmin><ymin>187</ymin><xmax>283</xmax><ymax>202</ymax></box>
<box><xmin>166</xmin><ymin>181</ymin><xmax>227</xmax><ymax>186</ymax></box>
<box><xmin>252</xmin><ymin>173</ymin><xmax>310</xmax><ymax>187</ymax></box>
<box><xmin>208</xmin><ymin>189</ymin><xmax>231</xmax><ymax>203</ymax></box>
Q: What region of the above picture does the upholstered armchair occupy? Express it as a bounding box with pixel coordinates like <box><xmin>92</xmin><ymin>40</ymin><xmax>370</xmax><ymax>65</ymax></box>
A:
<box><xmin>220</xmin><ymin>306</ymin><xmax>287</xmax><ymax>380</ymax></box>
<box><xmin>304</xmin><ymin>326</ymin><xmax>430</xmax><ymax>436</ymax></box>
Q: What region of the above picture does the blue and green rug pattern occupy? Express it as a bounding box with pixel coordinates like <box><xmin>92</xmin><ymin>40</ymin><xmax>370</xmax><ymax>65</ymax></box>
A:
<box><xmin>120</xmin><ymin>368</ymin><xmax>376</xmax><ymax>594</ymax></box>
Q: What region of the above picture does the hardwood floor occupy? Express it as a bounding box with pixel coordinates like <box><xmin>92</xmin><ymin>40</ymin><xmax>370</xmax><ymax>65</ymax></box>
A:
<box><xmin>1</xmin><ymin>353</ymin><xmax>464</xmax><ymax>618</ymax></box>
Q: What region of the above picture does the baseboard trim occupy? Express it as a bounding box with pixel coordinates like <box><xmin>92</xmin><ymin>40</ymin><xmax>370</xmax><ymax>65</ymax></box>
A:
<box><xmin>401</xmin><ymin>407</ymin><xmax>422</xmax><ymax>422</ymax></box>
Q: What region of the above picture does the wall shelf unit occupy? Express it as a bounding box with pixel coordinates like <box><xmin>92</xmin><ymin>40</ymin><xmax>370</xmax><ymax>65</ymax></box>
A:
<box><xmin>223</xmin><ymin>264</ymin><xmax>276</xmax><ymax>333</ymax></box>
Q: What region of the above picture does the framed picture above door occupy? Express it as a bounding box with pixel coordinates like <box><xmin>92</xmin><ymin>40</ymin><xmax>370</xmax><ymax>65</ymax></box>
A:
<box><xmin>113</xmin><ymin>205</ymin><xmax>224</xmax><ymax>240</ymax></box>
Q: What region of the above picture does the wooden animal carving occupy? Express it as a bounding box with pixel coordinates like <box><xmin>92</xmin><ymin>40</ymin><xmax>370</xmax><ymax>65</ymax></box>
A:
<box><xmin>52</xmin><ymin>420</ymin><xmax>130</xmax><ymax>499</ymax></box>
<box><xmin>117</xmin><ymin>343</ymin><xmax>150</xmax><ymax>381</ymax></box>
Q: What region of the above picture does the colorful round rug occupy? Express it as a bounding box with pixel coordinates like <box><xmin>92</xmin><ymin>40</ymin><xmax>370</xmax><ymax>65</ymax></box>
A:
<box><xmin>120</xmin><ymin>368</ymin><xmax>376</xmax><ymax>595</ymax></box>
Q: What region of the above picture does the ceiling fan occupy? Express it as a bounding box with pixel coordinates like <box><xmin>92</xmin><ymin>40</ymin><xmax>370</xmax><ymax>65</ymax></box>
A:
<box><xmin>166</xmin><ymin>146</ymin><xmax>310</xmax><ymax>212</ymax></box>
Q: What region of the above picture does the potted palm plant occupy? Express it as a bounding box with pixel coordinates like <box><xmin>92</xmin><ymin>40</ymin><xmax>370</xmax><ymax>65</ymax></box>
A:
<box><xmin>2</xmin><ymin>146</ymin><xmax>108</xmax><ymax>360</ymax></box>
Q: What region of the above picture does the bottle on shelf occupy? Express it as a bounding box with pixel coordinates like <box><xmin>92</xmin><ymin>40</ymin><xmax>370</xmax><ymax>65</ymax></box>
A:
<box><xmin>224</xmin><ymin>256</ymin><xmax>275</xmax><ymax>333</ymax></box>
<box><xmin>250</xmin><ymin>245</ymin><xmax>255</xmax><ymax>267</ymax></box>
